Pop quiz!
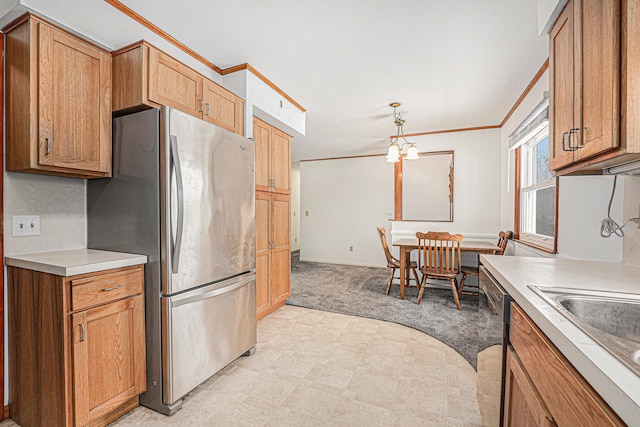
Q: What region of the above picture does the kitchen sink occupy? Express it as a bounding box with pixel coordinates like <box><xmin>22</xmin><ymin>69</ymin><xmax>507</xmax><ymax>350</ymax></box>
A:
<box><xmin>530</xmin><ymin>285</ymin><xmax>640</xmax><ymax>376</ymax></box>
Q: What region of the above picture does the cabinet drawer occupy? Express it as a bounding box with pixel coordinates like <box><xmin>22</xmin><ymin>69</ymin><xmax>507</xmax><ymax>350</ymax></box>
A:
<box><xmin>510</xmin><ymin>303</ymin><xmax>622</xmax><ymax>426</ymax></box>
<box><xmin>71</xmin><ymin>268</ymin><xmax>143</xmax><ymax>311</ymax></box>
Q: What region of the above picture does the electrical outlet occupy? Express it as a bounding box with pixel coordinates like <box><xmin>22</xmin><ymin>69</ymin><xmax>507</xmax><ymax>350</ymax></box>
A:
<box><xmin>12</xmin><ymin>215</ymin><xmax>41</xmax><ymax>237</ymax></box>
<box><xmin>349</xmin><ymin>246</ymin><xmax>354</xmax><ymax>252</ymax></box>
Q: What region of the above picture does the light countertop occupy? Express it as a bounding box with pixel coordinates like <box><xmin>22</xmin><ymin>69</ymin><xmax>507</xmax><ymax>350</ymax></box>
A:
<box><xmin>479</xmin><ymin>255</ymin><xmax>640</xmax><ymax>425</ymax></box>
<box><xmin>5</xmin><ymin>248</ymin><xmax>148</xmax><ymax>277</ymax></box>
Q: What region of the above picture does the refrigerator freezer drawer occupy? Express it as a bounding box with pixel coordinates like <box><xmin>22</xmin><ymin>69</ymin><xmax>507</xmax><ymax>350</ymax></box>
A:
<box><xmin>162</xmin><ymin>273</ymin><xmax>256</xmax><ymax>404</ymax></box>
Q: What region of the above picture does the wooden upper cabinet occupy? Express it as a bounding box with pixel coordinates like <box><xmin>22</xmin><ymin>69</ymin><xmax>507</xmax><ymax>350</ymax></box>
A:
<box><xmin>271</xmin><ymin>128</ymin><xmax>292</xmax><ymax>194</ymax></box>
<box><xmin>254</xmin><ymin>118</ymin><xmax>272</xmax><ymax>191</ymax></box>
<box><xmin>4</xmin><ymin>14</ymin><xmax>112</xmax><ymax>178</ymax></box>
<box><xmin>148</xmin><ymin>47</ymin><xmax>203</xmax><ymax>117</ymax></box>
<box><xmin>112</xmin><ymin>41</ymin><xmax>245</xmax><ymax>135</ymax></box>
<box><xmin>549</xmin><ymin>1</ymin><xmax>576</xmax><ymax>171</ymax></box>
<box><xmin>253</xmin><ymin>117</ymin><xmax>291</xmax><ymax>194</ymax></box>
<box><xmin>203</xmin><ymin>78</ymin><xmax>245</xmax><ymax>135</ymax></box>
<box><xmin>549</xmin><ymin>0</ymin><xmax>640</xmax><ymax>174</ymax></box>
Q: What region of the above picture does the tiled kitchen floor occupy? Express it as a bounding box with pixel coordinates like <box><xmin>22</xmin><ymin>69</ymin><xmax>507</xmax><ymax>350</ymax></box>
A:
<box><xmin>2</xmin><ymin>305</ymin><xmax>498</xmax><ymax>426</ymax></box>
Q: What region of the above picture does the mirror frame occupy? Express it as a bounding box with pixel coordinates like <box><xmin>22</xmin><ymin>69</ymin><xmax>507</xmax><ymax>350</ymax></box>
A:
<box><xmin>394</xmin><ymin>150</ymin><xmax>454</xmax><ymax>222</ymax></box>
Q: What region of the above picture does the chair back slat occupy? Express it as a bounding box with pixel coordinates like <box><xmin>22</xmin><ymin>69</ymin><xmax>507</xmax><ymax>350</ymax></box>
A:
<box><xmin>377</xmin><ymin>227</ymin><xmax>396</xmax><ymax>264</ymax></box>
<box><xmin>496</xmin><ymin>230</ymin><xmax>513</xmax><ymax>255</ymax></box>
<box><xmin>416</xmin><ymin>231</ymin><xmax>463</xmax><ymax>274</ymax></box>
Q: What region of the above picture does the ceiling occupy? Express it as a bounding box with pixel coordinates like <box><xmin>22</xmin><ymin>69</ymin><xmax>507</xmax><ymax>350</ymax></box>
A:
<box><xmin>10</xmin><ymin>0</ymin><xmax>549</xmax><ymax>163</ymax></box>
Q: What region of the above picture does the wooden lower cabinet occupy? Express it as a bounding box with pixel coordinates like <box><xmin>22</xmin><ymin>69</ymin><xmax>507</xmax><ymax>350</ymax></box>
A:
<box><xmin>504</xmin><ymin>347</ymin><xmax>554</xmax><ymax>426</ymax></box>
<box><xmin>506</xmin><ymin>303</ymin><xmax>623</xmax><ymax>426</ymax></box>
<box><xmin>256</xmin><ymin>190</ymin><xmax>291</xmax><ymax>319</ymax></box>
<box><xmin>8</xmin><ymin>265</ymin><xmax>146</xmax><ymax>427</ymax></box>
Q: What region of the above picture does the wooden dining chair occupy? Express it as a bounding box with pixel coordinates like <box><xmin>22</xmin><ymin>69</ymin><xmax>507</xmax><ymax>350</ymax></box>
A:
<box><xmin>377</xmin><ymin>227</ymin><xmax>420</xmax><ymax>295</ymax></box>
<box><xmin>458</xmin><ymin>230</ymin><xmax>513</xmax><ymax>296</ymax></box>
<box><xmin>416</xmin><ymin>231</ymin><xmax>464</xmax><ymax>309</ymax></box>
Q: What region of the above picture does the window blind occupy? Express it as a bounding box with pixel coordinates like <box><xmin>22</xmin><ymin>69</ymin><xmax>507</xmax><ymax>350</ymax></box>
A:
<box><xmin>509</xmin><ymin>92</ymin><xmax>549</xmax><ymax>149</ymax></box>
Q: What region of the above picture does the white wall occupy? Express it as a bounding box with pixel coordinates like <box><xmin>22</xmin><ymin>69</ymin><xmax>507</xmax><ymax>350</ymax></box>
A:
<box><xmin>3</xmin><ymin>173</ymin><xmax>86</xmax><ymax>256</ymax></box>
<box><xmin>291</xmin><ymin>168</ymin><xmax>301</xmax><ymax>251</ymax></box>
<box><xmin>557</xmin><ymin>176</ymin><xmax>623</xmax><ymax>261</ymax></box>
<box><xmin>300</xmin><ymin>128</ymin><xmax>502</xmax><ymax>267</ymax></box>
<box><xmin>300</xmin><ymin>156</ymin><xmax>394</xmax><ymax>267</ymax></box>
<box><xmin>392</xmin><ymin>128</ymin><xmax>502</xmax><ymax>241</ymax></box>
<box><xmin>537</xmin><ymin>0</ymin><xmax>568</xmax><ymax>35</ymax></box>
<box><xmin>222</xmin><ymin>69</ymin><xmax>306</xmax><ymax>140</ymax></box>
<box><xmin>623</xmin><ymin>176</ymin><xmax>640</xmax><ymax>267</ymax></box>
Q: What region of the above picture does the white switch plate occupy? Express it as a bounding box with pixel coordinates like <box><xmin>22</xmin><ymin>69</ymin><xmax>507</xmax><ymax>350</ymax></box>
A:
<box><xmin>12</xmin><ymin>215</ymin><xmax>41</xmax><ymax>237</ymax></box>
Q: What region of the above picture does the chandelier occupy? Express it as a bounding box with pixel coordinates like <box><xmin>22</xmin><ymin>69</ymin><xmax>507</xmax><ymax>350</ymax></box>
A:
<box><xmin>385</xmin><ymin>102</ymin><xmax>419</xmax><ymax>163</ymax></box>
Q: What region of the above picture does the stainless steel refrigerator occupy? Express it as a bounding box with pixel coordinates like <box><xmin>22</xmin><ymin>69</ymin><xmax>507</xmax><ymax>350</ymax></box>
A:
<box><xmin>87</xmin><ymin>107</ymin><xmax>256</xmax><ymax>415</ymax></box>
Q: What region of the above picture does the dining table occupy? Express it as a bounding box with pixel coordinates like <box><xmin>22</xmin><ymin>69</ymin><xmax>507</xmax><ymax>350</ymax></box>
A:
<box><xmin>392</xmin><ymin>238</ymin><xmax>502</xmax><ymax>300</ymax></box>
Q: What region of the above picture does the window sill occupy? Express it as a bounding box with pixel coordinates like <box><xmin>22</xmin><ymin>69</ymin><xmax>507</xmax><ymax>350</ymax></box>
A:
<box><xmin>513</xmin><ymin>238</ymin><xmax>557</xmax><ymax>255</ymax></box>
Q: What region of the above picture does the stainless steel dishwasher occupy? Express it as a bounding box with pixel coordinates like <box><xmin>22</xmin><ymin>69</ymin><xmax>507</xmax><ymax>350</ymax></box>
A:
<box><xmin>479</xmin><ymin>265</ymin><xmax>512</xmax><ymax>426</ymax></box>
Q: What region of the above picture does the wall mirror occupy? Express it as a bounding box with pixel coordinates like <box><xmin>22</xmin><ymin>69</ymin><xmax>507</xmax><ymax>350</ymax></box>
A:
<box><xmin>394</xmin><ymin>150</ymin><xmax>454</xmax><ymax>221</ymax></box>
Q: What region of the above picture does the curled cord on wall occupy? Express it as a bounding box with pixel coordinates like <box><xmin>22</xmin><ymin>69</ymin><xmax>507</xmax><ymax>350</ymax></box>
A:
<box><xmin>600</xmin><ymin>175</ymin><xmax>640</xmax><ymax>238</ymax></box>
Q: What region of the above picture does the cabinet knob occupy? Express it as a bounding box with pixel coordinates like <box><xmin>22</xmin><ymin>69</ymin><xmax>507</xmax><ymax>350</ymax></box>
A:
<box><xmin>100</xmin><ymin>284</ymin><xmax>122</xmax><ymax>292</ymax></box>
<box><xmin>197</xmin><ymin>99</ymin><xmax>204</xmax><ymax>113</ymax></box>
<box><xmin>45</xmin><ymin>138</ymin><xmax>52</xmax><ymax>155</ymax></box>
<box><xmin>205</xmin><ymin>103</ymin><xmax>211</xmax><ymax>116</ymax></box>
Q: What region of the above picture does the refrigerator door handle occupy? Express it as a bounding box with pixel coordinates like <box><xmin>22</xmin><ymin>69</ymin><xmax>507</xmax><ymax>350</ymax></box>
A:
<box><xmin>169</xmin><ymin>274</ymin><xmax>255</xmax><ymax>308</ymax></box>
<box><xmin>170</xmin><ymin>135</ymin><xmax>185</xmax><ymax>273</ymax></box>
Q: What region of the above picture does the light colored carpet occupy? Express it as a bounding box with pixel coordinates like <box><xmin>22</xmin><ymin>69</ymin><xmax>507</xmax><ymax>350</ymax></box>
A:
<box><xmin>288</xmin><ymin>255</ymin><xmax>502</xmax><ymax>368</ymax></box>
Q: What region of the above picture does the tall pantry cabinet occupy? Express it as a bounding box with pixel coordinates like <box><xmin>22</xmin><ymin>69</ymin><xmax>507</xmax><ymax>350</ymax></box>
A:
<box><xmin>254</xmin><ymin>117</ymin><xmax>292</xmax><ymax>319</ymax></box>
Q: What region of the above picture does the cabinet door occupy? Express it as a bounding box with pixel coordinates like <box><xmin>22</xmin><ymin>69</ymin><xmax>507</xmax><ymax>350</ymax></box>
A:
<box><xmin>272</xmin><ymin>194</ymin><xmax>291</xmax><ymax>249</ymax></box>
<box><xmin>271</xmin><ymin>247</ymin><xmax>291</xmax><ymax>305</ymax></box>
<box><xmin>148</xmin><ymin>48</ymin><xmax>202</xmax><ymax>117</ymax></box>
<box><xmin>203</xmin><ymin>79</ymin><xmax>244</xmax><ymax>135</ymax></box>
<box><xmin>271</xmin><ymin>194</ymin><xmax>291</xmax><ymax>304</ymax></box>
<box><xmin>256</xmin><ymin>251</ymin><xmax>271</xmax><ymax>318</ymax></box>
<box><xmin>271</xmin><ymin>128</ymin><xmax>291</xmax><ymax>194</ymax></box>
<box><xmin>72</xmin><ymin>295</ymin><xmax>146</xmax><ymax>426</ymax></box>
<box><xmin>549</xmin><ymin>0</ymin><xmax>576</xmax><ymax>171</ymax></box>
<box><xmin>256</xmin><ymin>191</ymin><xmax>271</xmax><ymax>252</ymax></box>
<box><xmin>574</xmin><ymin>0</ymin><xmax>620</xmax><ymax>161</ymax></box>
<box><xmin>254</xmin><ymin>118</ymin><xmax>272</xmax><ymax>192</ymax></box>
<box><xmin>38</xmin><ymin>23</ymin><xmax>111</xmax><ymax>174</ymax></box>
<box><xmin>504</xmin><ymin>348</ymin><xmax>554</xmax><ymax>427</ymax></box>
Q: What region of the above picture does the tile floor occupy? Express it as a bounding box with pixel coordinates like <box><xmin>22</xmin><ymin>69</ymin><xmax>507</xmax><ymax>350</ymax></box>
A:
<box><xmin>1</xmin><ymin>306</ymin><xmax>501</xmax><ymax>426</ymax></box>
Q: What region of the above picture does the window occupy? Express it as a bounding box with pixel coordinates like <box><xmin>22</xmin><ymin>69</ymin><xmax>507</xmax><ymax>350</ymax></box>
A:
<box><xmin>516</xmin><ymin>126</ymin><xmax>557</xmax><ymax>252</ymax></box>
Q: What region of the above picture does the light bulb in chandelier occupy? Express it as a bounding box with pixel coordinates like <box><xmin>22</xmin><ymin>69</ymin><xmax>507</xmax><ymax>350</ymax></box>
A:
<box><xmin>405</xmin><ymin>144</ymin><xmax>419</xmax><ymax>160</ymax></box>
<box><xmin>384</xmin><ymin>102</ymin><xmax>419</xmax><ymax>161</ymax></box>
<box><xmin>386</xmin><ymin>141</ymin><xmax>400</xmax><ymax>163</ymax></box>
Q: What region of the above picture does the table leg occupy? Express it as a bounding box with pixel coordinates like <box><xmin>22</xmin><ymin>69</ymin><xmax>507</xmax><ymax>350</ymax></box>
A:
<box><xmin>399</xmin><ymin>246</ymin><xmax>407</xmax><ymax>300</ymax></box>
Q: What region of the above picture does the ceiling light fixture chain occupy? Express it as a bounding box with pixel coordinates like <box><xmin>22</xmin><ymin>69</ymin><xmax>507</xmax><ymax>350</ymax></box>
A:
<box><xmin>386</xmin><ymin>102</ymin><xmax>419</xmax><ymax>163</ymax></box>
